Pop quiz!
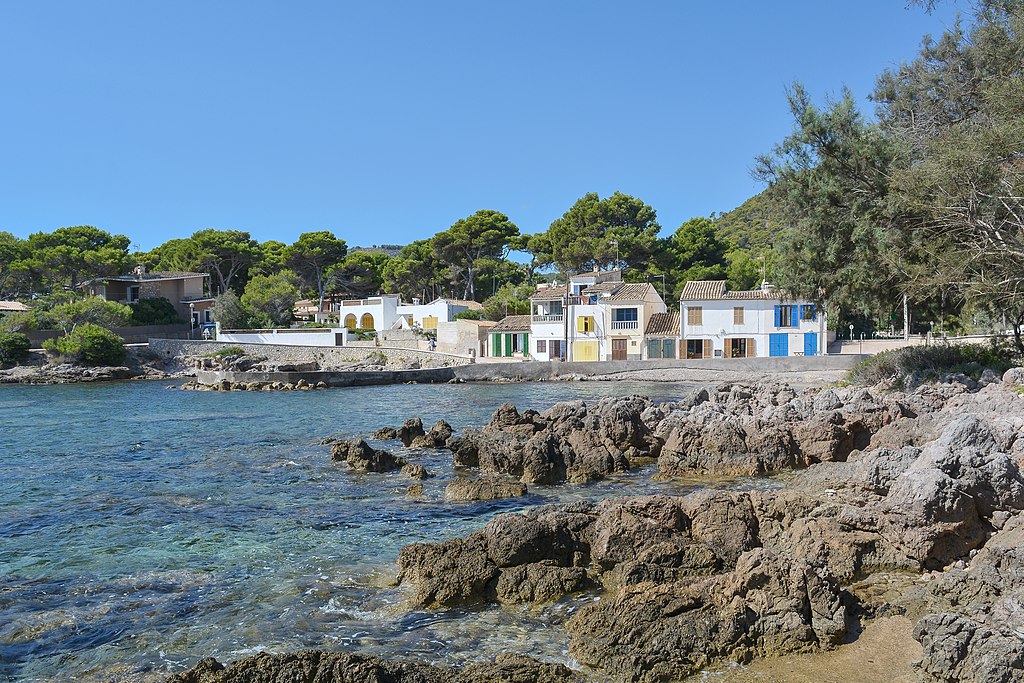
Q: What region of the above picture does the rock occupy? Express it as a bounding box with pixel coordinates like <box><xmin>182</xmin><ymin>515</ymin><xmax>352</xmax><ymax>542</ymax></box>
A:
<box><xmin>1002</xmin><ymin>366</ymin><xmax>1024</xmax><ymax>388</ymax></box>
<box><xmin>411</xmin><ymin>420</ymin><xmax>453</xmax><ymax>448</ymax></box>
<box><xmin>444</xmin><ymin>477</ymin><xmax>527</xmax><ymax>501</ymax></box>
<box><xmin>397</xmin><ymin>418</ymin><xmax>425</xmax><ymax>447</ymax></box>
<box><xmin>331</xmin><ymin>439</ymin><xmax>406</xmax><ymax>473</ymax></box>
<box><xmin>406</xmin><ymin>483</ymin><xmax>424</xmax><ymax>498</ymax></box>
<box><xmin>373</xmin><ymin>426</ymin><xmax>399</xmax><ymax>440</ymax></box>
<box><xmin>401</xmin><ymin>463</ymin><xmax>432</xmax><ymax>480</ymax></box>
<box><xmin>164</xmin><ymin>650</ymin><xmax>586</xmax><ymax>683</ymax></box>
<box><xmin>566</xmin><ymin>548</ymin><xmax>848</xmax><ymax>682</ymax></box>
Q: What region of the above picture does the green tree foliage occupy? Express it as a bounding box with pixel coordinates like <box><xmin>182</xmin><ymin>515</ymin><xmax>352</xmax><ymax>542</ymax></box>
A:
<box><xmin>211</xmin><ymin>291</ymin><xmax>251</xmax><ymax>329</ymax></box>
<box><xmin>0</xmin><ymin>232</ymin><xmax>29</xmax><ymax>297</ymax></box>
<box><xmin>240</xmin><ymin>271</ymin><xmax>301</xmax><ymax>327</ymax></box>
<box><xmin>453</xmin><ymin>309</ymin><xmax>483</xmax><ymax>320</ymax></box>
<box><xmin>46</xmin><ymin>296</ymin><xmax>133</xmax><ymax>334</ymax></box>
<box><xmin>432</xmin><ymin>210</ymin><xmax>520</xmax><ymax>300</ymax></box>
<box><xmin>0</xmin><ymin>332</ymin><xmax>31</xmax><ymax>366</ymax></box>
<box><xmin>254</xmin><ymin>240</ymin><xmax>289</xmax><ymax>276</ymax></box>
<box><xmin>658</xmin><ymin>217</ymin><xmax>730</xmax><ymax>301</ymax></box>
<box><xmin>529</xmin><ymin>192</ymin><xmax>661</xmax><ymax>274</ymax></box>
<box><xmin>382</xmin><ymin>240</ymin><xmax>440</xmax><ymax>302</ymax></box>
<box><xmin>481</xmin><ymin>283</ymin><xmax>534</xmax><ymax>321</ymax></box>
<box><xmin>23</xmin><ymin>226</ymin><xmax>132</xmax><ymax>292</ymax></box>
<box><xmin>755</xmin><ymin>85</ymin><xmax>902</xmax><ymax>315</ymax></box>
<box><xmin>128</xmin><ymin>297</ymin><xmax>184</xmax><ymax>326</ymax></box>
<box><xmin>151</xmin><ymin>229</ymin><xmax>258</xmax><ymax>295</ymax></box>
<box><xmin>43</xmin><ymin>323</ymin><xmax>126</xmax><ymax>366</ymax></box>
<box><xmin>327</xmin><ymin>251</ymin><xmax>390</xmax><ymax>299</ymax></box>
<box><xmin>285</xmin><ymin>231</ymin><xmax>347</xmax><ymax>308</ymax></box>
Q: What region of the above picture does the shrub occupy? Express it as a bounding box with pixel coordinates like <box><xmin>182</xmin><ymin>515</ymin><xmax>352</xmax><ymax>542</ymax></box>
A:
<box><xmin>204</xmin><ymin>346</ymin><xmax>245</xmax><ymax>358</ymax></box>
<box><xmin>847</xmin><ymin>341</ymin><xmax>1017</xmax><ymax>388</ymax></box>
<box><xmin>454</xmin><ymin>309</ymin><xmax>483</xmax><ymax>320</ymax></box>
<box><xmin>43</xmin><ymin>323</ymin><xmax>126</xmax><ymax>366</ymax></box>
<box><xmin>0</xmin><ymin>332</ymin><xmax>31</xmax><ymax>366</ymax></box>
<box><xmin>129</xmin><ymin>297</ymin><xmax>184</xmax><ymax>326</ymax></box>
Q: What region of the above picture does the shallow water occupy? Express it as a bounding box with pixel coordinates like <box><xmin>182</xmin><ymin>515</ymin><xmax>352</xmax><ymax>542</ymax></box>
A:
<box><xmin>0</xmin><ymin>379</ymin><xmax>767</xmax><ymax>682</ymax></box>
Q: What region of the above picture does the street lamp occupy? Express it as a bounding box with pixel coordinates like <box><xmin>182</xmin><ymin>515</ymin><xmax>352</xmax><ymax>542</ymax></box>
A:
<box><xmin>609</xmin><ymin>239</ymin><xmax>619</xmax><ymax>270</ymax></box>
<box><xmin>189</xmin><ymin>303</ymin><xmax>195</xmax><ymax>340</ymax></box>
<box><xmin>848</xmin><ymin>323</ymin><xmax>854</xmax><ymax>341</ymax></box>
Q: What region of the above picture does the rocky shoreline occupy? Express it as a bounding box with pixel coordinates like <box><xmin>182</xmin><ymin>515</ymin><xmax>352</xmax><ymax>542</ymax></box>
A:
<box><xmin>0</xmin><ymin>348</ymin><xmax>181</xmax><ymax>384</ymax></box>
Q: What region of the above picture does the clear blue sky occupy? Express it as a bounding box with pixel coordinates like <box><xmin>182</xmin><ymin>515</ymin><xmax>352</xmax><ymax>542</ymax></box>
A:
<box><xmin>0</xmin><ymin>1</ymin><xmax>960</xmax><ymax>251</ymax></box>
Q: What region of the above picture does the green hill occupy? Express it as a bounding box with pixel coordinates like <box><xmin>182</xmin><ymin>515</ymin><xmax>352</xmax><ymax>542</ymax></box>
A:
<box><xmin>713</xmin><ymin>190</ymin><xmax>787</xmax><ymax>251</ymax></box>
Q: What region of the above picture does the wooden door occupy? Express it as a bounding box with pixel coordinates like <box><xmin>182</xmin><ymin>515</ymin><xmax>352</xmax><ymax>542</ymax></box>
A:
<box><xmin>611</xmin><ymin>338</ymin><xmax>627</xmax><ymax>361</ymax></box>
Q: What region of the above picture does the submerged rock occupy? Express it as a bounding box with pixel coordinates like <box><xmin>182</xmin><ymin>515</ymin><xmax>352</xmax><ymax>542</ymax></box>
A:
<box><xmin>444</xmin><ymin>477</ymin><xmax>527</xmax><ymax>502</ymax></box>
<box><xmin>332</xmin><ymin>438</ymin><xmax>406</xmax><ymax>473</ymax></box>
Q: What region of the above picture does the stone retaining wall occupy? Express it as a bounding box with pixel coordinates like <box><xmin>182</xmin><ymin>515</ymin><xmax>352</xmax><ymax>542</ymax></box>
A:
<box><xmin>148</xmin><ymin>338</ymin><xmax>472</xmax><ymax>367</ymax></box>
<box><xmin>195</xmin><ymin>367</ymin><xmax>456</xmax><ymax>388</ymax></box>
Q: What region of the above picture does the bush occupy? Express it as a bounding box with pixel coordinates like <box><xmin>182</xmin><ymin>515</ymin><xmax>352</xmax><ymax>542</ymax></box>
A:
<box><xmin>454</xmin><ymin>309</ymin><xmax>483</xmax><ymax>320</ymax></box>
<box><xmin>847</xmin><ymin>341</ymin><xmax>1017</xmax><ymax>388</ymax></box>
<box><xmin>0</xmin><ymin>332</ymin><xmax>31</xmax><ymax>366</ymax></box>
<box><xmin>129</xmin><ymin>297</ymin><xmax>184</xmax><ymax>326</ymax></box>
<box><xmin>43</xmin><ymin>323</ymin><xmax>126</xmax><ymax>366</ymax></box>
<box><xmin>204</xmin><ymin>346</ymin><xmax>245</xmax><ymax>358</ymax></box>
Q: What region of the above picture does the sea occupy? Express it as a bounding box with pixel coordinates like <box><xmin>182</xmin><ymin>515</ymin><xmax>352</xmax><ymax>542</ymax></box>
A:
<box><xmin>0</xmin><ymin>379</ymin><xmax>750</xmax><ymax>682</ymax></box>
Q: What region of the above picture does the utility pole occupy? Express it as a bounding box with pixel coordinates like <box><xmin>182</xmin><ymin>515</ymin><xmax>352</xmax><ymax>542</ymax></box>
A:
<box><xmin>903</xmin><ymin>293</ymin><xmax>909</xmax><ymax>341</ymax></box>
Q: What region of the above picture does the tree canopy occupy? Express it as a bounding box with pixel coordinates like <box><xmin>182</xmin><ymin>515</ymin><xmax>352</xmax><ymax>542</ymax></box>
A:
<box><xmin>285</xmin><ymin>231</ymin><xmax>347</xmax><ymax>308</ymax></box>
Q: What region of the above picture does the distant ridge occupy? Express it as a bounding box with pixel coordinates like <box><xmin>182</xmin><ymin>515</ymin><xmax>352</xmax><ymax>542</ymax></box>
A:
<box><xmin>350</xmin><ymin>244</ymin><xmax>404</xmax><ymax>257</ymax></box>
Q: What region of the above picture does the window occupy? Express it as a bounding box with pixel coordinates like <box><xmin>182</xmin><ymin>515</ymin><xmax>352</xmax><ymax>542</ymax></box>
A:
<box><xmin>537</xmin><ymin>339</ymin><xmax>547</xmax><ymax>353</ymax></box>
<box><xmin>204</xmin><ymin>310</ymin><xmax>212</xmax><ymax>323</ymax></box>
<box><xmin>613</xmin><ymin>308</ymin><xmax>638</xmax><ymax>322</ymax></box>
<box><xmin>422</xmin><ymin>316</ymin><xmax>438</xmax><ymax>329</ymax></box>
<box><xmin>733</xmin><ymin>307</ymin><xmax>744</xmax><ymax>325</ymax></box>
<box><xmin>776</xmin><ymin>305</ymin><xmax>797</xmax><ymax>328</ymax></box>
<box><xmin>127</xmin><ymin>285</ymin><xmax>141</xmax><ymax>303</ymax></box>
<box><xmin>549</xmin><ymin>340</ymin><xmax>564</xmax><ymax>360</ymax></box>
<box><xmin>686</xmin><ymin>339</ymin><xmax>704</xmax><ymax>359</ymax></box>
<box><xmin>687</xmin><ymin>306</ymin><xmax>703</xmax><ymax>326</ymax></box>
<box><xmin>728</xmin><ymin>338</ymin><xmax>750</xmax><ymax>358</ymax></box>
<box><xmin>577</xmin><ymin>316</ymin><xmax>595</xmax><ymax>332</ymax></box>
<box><xmin>801</xmin><ymin>304</ymin><xmax>817</xmax><ymax>321</ymax></box>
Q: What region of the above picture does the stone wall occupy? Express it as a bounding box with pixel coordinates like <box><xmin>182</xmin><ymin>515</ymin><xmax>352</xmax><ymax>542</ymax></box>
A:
<box><xmin>27</xmin><ymin>323</ymin><xmax>191</xmax><ymax>347</ymax></box>
<box><xmin>148</xmin><ymin>338</ymin><xmax>473</xmax><ymax>368</ymax></box>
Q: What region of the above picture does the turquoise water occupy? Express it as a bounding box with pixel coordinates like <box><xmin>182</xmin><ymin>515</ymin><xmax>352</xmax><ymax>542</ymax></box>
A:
<box><xmin>0</xmin><ymin>379</ymin><xmax>719</xmax><ymax>682</ymax></box>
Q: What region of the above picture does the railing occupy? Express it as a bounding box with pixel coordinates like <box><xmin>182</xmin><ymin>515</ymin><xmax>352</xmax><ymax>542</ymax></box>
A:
<box><xmin>611</xmin><ymin>320</ymin><xmax>639</xmax><ymax>330</ymax></box>
<box><xmin>532</xmin><ymin>314</ymin><xmax>564</xmax><ymax>323</ymax></box>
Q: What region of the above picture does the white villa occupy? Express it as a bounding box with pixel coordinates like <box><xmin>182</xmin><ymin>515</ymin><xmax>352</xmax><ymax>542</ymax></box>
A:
<box><xmin>678</xmin><ymin>281</ymin><xmax>827</xmax><ymax>358</ymax></box>
<box><xmin>512</xmin><ymin>269</ymin><xmax>668</xmax><ymax>362</ymax></box>
<box><xmin>332</xmin><ymin>295</ymin><xmax>482</xmax><ymax>331</ymax></box>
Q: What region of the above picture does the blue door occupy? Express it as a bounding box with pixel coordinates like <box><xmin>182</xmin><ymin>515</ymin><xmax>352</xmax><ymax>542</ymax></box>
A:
<box><xmin>769</xmin><ymin>333</ymin><xmax>789</xmax><ymax>357</ymax></box>
<box><xmin>803</xmin><ymin>332</ymin><xmax>817</xmax><ymax>356</ymax></box>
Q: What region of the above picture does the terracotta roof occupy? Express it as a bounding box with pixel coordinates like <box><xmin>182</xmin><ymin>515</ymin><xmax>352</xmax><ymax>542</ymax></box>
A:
<box><xmin>0</xmin><ymin>301</ymin><xmax>30</xmax><ymax>313</ymax></box>
<box><xmin>581</xmin><ymin>282</ymin><xmax>620</xmax><ymax>294</ymax></box>
<box><xmin>645</xmin><ymin>311</ymin><xmax>680</xmax><ymax>336</ymax></box>
<box><xmin>442</xmin><ymin>299</ymin><xmax>485</xmax><ymax>310</ymax></box>
<box><xmin>679</xmin><ymin>280</ymin><xmax>778</xmax><ymax>301</ymax></box>
<box><xmin>528</xmin><ymin>286</ymin><xmax>566</xmax><ymax>300</ymax></box>
<box><xmin>605</xmin><ymin>283</ymin><xmax>656</xmax><ymax>301</ymax></box>
<box><xmin>491</xmin><ymin>314</ymin><xmax>532</xmax><ymax>332</ymax></box>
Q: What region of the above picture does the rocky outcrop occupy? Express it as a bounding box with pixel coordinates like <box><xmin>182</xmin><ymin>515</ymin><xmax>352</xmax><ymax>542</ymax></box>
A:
<box><xmin>397</xmin><ymin>418</ymin><xmax>425</xmax><ymax>447</ymax></box>
<box><xmin>394</xmin><ymin>380</ymin><xmax>1024</xmax><ymax>681</ymax></box>
<box><xmin>445</xmin><ymin>397</ymin><xmax>659</xmax><ymax>484</ymax></box>
<box><xmin>411</xmin><ymin>420</ymin><xmax>453</xmax><ymax>449</ymax></box>
<box><xmin>331</xmin><ymin>439</ymin><xmax>407</xmax><ymax>473</ymax></box>
<box><xmin>166</xmin><ymin>650</ymin><xmax>585</xmax><ymax>683</ymax></box>
<box><xmin>444</xmin><ymin>477</ymin><xmax>527</xmax><ymax>502</ymax></box>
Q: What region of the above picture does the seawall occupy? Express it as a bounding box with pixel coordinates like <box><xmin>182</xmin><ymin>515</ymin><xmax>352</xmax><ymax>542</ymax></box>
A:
<box><xmin>148</xmin><ymin>338</ymin><xmax>472</xmax><ymax>367</ymax></box>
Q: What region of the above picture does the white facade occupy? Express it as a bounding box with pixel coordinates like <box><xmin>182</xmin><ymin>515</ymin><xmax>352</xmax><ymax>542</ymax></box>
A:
<box><xmin>527</xmin><ymin>271</ymin><xmax>667</xmax><ymax>362</ymax></box>
<box><xmin>679</xmin><ymin>282</ymin><xmax>827</xmax><ymax>358</ymax></box>
<box><xmin>334</xmin><ymin>295</ymin><xmax>477</xmax><ymax>331</ymax></box>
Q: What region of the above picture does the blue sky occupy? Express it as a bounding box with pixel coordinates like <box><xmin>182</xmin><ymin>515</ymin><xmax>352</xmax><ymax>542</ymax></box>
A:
<box><xmin>0</xmin><ymin>1</ymin><xmax>960</xmax><ymax>251</ymax></box>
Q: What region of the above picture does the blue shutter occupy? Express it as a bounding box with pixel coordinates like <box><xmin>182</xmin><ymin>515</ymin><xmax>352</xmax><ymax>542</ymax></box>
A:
<box><xmin>790</xmin><ymin>305</ymin><xmax>799</xmax><ymax>328</ymax></box>
<box><xmin>774</xmin><ymin>305</ymin><xmax>781</xmax><ymax>327</ymax></box>
<box><xmin>810</xmin><ymin>305</ymin><xmax>817</xmax><ymax>321</ymax></box>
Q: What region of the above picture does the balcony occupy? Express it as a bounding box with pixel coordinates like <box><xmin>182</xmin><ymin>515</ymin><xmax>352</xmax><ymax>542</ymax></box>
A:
<box><xmin>532</xmin><ymin>314</ymin><xmax>564</xmax><ymax>324</ymax></box>
<box><xmin>611</xmin><ymin>320</ymin><xmax>639</xmax><ymax>331</ymax></box>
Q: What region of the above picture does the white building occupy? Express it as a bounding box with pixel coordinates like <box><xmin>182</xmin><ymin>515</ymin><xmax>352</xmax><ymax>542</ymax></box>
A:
<box><xmin>524</xmin><ymin>270</ymin><xmax>667</xmax><ymax>362</ymax></box>
<box><xmin>678</xmin><ymin>281</ymin><xmax>826</xmax><ymax>358</ymax></box>
<box><xmin>333</xmin><ymin>295</ymin><xmax>481</xmax><ymax>331</ymax></box>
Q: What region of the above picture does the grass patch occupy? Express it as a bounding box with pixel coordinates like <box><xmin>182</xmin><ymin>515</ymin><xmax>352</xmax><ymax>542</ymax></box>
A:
<box><xmin>847</xmin><ymin>342</ymin><xmax>1017</xmax><ymax>388</ymax></box>
<box><xmin>204</xmin><ymin>346</ymin><xmax>245</xmax><ymax>358</ymax></box>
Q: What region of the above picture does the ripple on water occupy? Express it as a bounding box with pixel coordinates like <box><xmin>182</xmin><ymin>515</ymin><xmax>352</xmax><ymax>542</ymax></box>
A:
<box><xmin>0</xmin><ymin>379</ymin><xmax>766</xmax><ymax>681</ymax></box>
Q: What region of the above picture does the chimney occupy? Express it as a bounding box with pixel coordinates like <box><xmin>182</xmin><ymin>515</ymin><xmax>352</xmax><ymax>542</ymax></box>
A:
<box><xmin>412</xmin><ymin>297</ymin><xmax>420</xmax><ymax>305</ymax></box>
<box><xmin>133</xmin><ymin>263</ymin><xmax>146</xmax><ymax>277</ymax></box>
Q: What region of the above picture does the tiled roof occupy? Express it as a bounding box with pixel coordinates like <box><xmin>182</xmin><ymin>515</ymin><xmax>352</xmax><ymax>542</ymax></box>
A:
<box><xmin>679</xmin><ymin>280</ymin><xmax>727</xmax><ymax>300</ymax></box>
<box><xmin>528</xmin><ymin>286</ymin><xmax>566</xmax><ymax>300</ymax></box>
<box><xmin>491</xmin><ymin>314</ymin><xmax>532</xmax><ymax>332</ymax></box>
<box><xmin>443</xmin><ymin>299</ymin><xmax>485</xmax><ymax>310</ymax></box>
<box><xmin>581</xmin><ymin>282</ymin><xmax>620</xmax><ymax>294</ymax></box>
<box><xmin>605</xmin><ymin>283</ymin><xmax>655</xmax><ymax>301</ymax></box>
<box><xmin>99</xmin><ymin>271</ymin><xmax>208</xmax><ymax>283</ymax></box>
<box><xmin>0</xmin><ymin>301</ymin><xmax>30</xmax><ymax>312</ymax></box>
<box><xmin>645</xmin><ymin>311</ymin><xmax>680</xmax><ymax>336</ymax></box>
<box><xmin>679</xmin><ymin>280</ymin><xmax>777</xmax><ymax>301</ymax></box>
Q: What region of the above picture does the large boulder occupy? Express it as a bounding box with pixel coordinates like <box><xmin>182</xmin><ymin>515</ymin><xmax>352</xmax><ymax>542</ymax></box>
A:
<box><xmin>331</xmin><ymin>439</ymin><xmax>406</xmax><ymax>473</ymax></box>
<box><xmin>444</xmin><ymin>477</ymin><xmax>527</xmax><ymax>502</ymax></box>
<box><xmin>411</xmin><ymin>420</ymin><xmax>454</xmax><ymax>449</ymax></box>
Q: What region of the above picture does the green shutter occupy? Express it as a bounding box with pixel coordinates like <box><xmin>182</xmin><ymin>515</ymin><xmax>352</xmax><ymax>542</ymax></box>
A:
<box><xmin>505</xmin><ymin>334</ymin><xmax>513</xmax><ymax>357</ymax></box>
<box><xmin>492</xmin><ymin>333</ymin><xmax>502</xmax><ymax>356</ymax></box>
<box><xmin>523</xmin><ymin>333</ymin><xmax>528</xmax><ymax>356</ymax></box>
